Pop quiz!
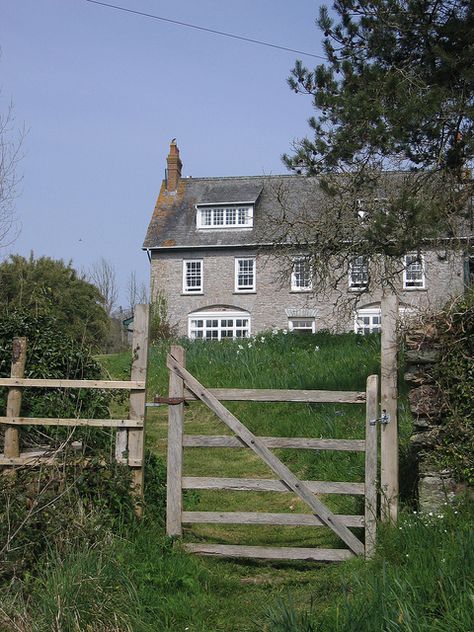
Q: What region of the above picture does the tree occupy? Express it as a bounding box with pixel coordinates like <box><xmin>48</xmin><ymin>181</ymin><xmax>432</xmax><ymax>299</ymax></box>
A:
<box><xmin>0</xmin><ymin>99</ymin><xmax>23</xmax><ymax>248</ymax></box>
<box><xmin>127</xmin><ymin>271</ymin><xmax>148</xmax><ymax>315</ymax></box>
<box><xmin>285</xmin><ymin>0</ymin><xmax>473</xmax><ymax>176</ymax></box>
<box><xmin>279</xmin><ymin>0</ymin><xmax>473</xmax><ymax>291</ymax></box>
<box><xmin>89</xmin><ymin>257</ymin><xmax>118</xmax><ymax>316</ymax></box>
<box><xmin>0</xmin><ymin>254</ymin><xmax>109</xmax><ymax>348</ymax></box>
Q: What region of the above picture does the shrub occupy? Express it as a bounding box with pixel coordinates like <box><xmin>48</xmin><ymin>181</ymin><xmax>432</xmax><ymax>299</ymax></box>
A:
<box><xmin>0</xmin><ymin>309</ymin><xmax>111</xmax><ymax>452</ymax></box>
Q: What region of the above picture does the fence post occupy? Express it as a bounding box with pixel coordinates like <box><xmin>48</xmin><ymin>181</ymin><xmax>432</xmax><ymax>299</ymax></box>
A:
<box><xmin>126</xmin><ymin>304</ymin><xmax>150</xmax><ymax>514</ymax></box>
<box><xmin>365</xmin><ymin>374</ymin><xmax>379</xmax><ymax>558</ymax></box>
<box><xmin>166</xmin><ymin>345</ymin><xmax>186</xmax><ymax>537</ymax></box>
<box><xmin>380</xmin><ymin>291</ymin><xmax>399</xmax><ymax>523</ymax></box>
<box><xmin>4</xmin><ymin>337</ymin><xmax>27</xmax><ymax>460</ymax></box>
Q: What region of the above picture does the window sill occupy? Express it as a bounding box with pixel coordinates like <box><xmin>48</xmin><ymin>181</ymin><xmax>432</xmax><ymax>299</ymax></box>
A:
<box><xmin>233</xmin><ymin>291</ymin><xmax>256</xmax><ymax>295</ymax></box>
<box><xmin>403</xmin><ymin>287</ymin><xmax>427</xmax><ymax>292</ymax></box>
<box><xmin>348</xmin><ymin>286</ymin><xmax>368</xmax><ymax>292</ymax></box>
<box><xmin>181</xmin><ymin>292</ymin><xmax>204</xmax><ymax>296</ymax></box>
<box><xmin>290</xmin><ymin>289</ymin><xmax>312</xmax><ymax>294</ymax></box>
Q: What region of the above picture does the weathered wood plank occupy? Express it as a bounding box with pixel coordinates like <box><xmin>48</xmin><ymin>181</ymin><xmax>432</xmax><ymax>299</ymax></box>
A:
<box><xmin>365</xmin><ymin>375</ymin><xmax>379</xmax><ymax>558</ymax></box>
<box><xmin>182</xmin><ymin>476</ymin><xmax>365</xmax><ymax>495</ymax></box>
<box><xmin>183</xmin><ymin>387</ymin><xmax>366</xmax><ymax>404</ymax></box>
<box><xmin>381</xmin><ymin>292</ymin><xmax>399</xmax><ymax>523</ymax></box>
<box><xmin>183</xmin><ymin>543</ymin><xmax>354</xmax><ymax>561</ymax></box>
<box><xmin>126</xmin><ymin>304</ymin><xmax>149</xmax><ymax>510</ymax></box>
<box><xmin>0</xmin><ymin>450</ymin><xmax>107</xmax><ymax>466</ymax></box>
<box><xmin>182</xmin><ymin>435</ymin><xmax>366</xmax><ymax>451</ymax></box>
<box><xmin>167</xmin><ymin>355</ymin><xmax>365</xmax><ymax>555</ymax></box>
<box><xmin>182</xmin><ymin>511</ymin><xmax>364</xmax><ymax>527</ymax></box>
<box><xmin>0</xmin><ymin>378</ymin><xmax>145</xmax><ymax>390</ymax></box>
<box><xmin>166</xmin><ymin>346</ymin><xmax>186</xmax><ymax>536</ymax></box>
<box><xmin>4</xmin><ymin>337</ymin><xmax>27</xmax><ymax>460</ymax></box>
<box><xmin>0</xmin><ymin>417</ymin><xmax>143</xmax><ymax>428</ymax></box>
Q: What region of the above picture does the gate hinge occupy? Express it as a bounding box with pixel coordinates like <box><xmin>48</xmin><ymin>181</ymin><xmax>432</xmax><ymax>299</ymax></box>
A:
<box><xmin>153</xmin><ymin>395</ymin><xmax>186</xmax><ymax>406</ymax></box>
<box><xmin>369</xmin><ymin>409</ymin><xmax>391</xmax><ymax>426</ymax></box>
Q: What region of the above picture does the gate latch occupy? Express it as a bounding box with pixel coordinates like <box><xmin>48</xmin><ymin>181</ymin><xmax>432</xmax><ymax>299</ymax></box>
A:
<box><xmin>370</xmin><ymin>409</ymin><xmax>391</xmax><ymax>426</ymax></box>
<box><xmin>153</xmin><ymin>395</ymin><xmax>186</xmax><ymax>406</ymax></box>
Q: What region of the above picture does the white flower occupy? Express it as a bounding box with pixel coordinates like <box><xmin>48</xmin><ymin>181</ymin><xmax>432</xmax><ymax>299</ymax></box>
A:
<box><xmin>282</xmin><ymin>330</ymin><xmax>288</xmax><ymax>335</ymax></box>
<box><xmin>315</xmin><ymin>346</ymin><xmax>320</xmax><ymax>351</ymax></box>
<box><xmin>247</xmin><ymin>342</ymin><xmax>252</xmax><ymax>348</ymax></box>
<box><xmin>236</xmin><ymin>350</ymin><xmax>240</xmax><ymax>355</ymax></box>
<box><xmin>238</xmin><ymin>344</ymin><xmax>244</xmax><ymax>350</ymax></box>
<box><xmin>260</xmin><ymin>336</ymin><xmax>265</xmax><ymax>342</ymax></box>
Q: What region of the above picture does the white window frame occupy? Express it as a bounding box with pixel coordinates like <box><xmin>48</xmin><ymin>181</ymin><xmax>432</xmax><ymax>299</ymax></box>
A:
<box><xmin>354</xmin><ymin>308</ymin><xmax>382</xmax><ymax>335</ymax></box>
<box><xmin>196</xmin><ymin>205</ymin><xmax>254</xmax><ymax>229</ymax></box>
<box><xmin>288</xmin><ymin>318</ymin><xmax>316</xmax><ymax>333</ymax></box>
<box><xmin>291</xmin><ymin>257</ymin><xmax>312</xmax><ymax>292</ymax></box>
<box><xmin>234</xmin><ymin>257</ymin><xmax>256</xmax><ymax>293</ymax></box>
<box><xmin>182</xmin><ymin>259</ymin><xmax>203</xmax><ymax>294</ymax></box>
<box><xmin>188</xmin><ymin>311</ymin><xmax>251</xmax><ymax>340</ymax></box>
<box><xmin>349</xmin><ymin>256</ymin><xmax>369</xmax><ymax>290</ymax></box>
<box><xmin>403</xmin><ymin>253</ymin><xmax>425</xmax><ymax>289</ymax></box>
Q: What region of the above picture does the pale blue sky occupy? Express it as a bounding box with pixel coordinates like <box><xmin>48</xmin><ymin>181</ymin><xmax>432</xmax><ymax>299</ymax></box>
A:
<box><xmin>1</xmin><ymin>0</ymin><xmax>325</xmax><ymax>308</ymax></box>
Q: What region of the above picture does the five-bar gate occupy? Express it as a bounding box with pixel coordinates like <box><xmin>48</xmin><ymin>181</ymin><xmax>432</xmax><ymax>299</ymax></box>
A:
<box><xmin>165</xmin><ymin>345</ymin><xmax>379</xmax><ymax>561</ymax></box>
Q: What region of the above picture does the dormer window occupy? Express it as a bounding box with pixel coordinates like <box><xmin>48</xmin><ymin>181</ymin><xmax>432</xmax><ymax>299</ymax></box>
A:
<box><xmin>196</xmin><ymin>205</ymin><xmax>254</xmax><ymax>229</ymax></box>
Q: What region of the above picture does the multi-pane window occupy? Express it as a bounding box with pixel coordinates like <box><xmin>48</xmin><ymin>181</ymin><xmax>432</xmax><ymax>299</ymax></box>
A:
<box><xmin>354</xmin><ymin>309</ymin><xmax>382</xmax><ymax>335</ymax></box>
<box><xmin>349</xmin><ymin>256</ymin><xmax>369</xmax><ymax>289</ymax></box>
<box><xmin>403</xmin><ymin>253</ymin><xmax>425</xmax><ymax>289</ymax></box>
<box><xmin>183</xmin><ymin>259</ymin><xmax>203</xmax><ymax>293</ymax></box>
<box><xmin>291</xmin><ymin>257</ymin><xmax>312</xmax><ymax>291</ymax></box>
<box><xmin>235</xmin><ymin>258</ymin><xmax>256</xmax><ymax>292</ymax></box>
<box><xmin>197</xmin><ymin>206</ymin><xmax>253</xmax><ymax>228</ymax></box>
<box><xmin>188</xmin><ymin>312</ymin><xmax>251</xmax><ymax>340</ymax></box>
<box><xmin>288</xmin><ymin>318</ymin><xmax>316</xmax><ymax>334</ymax></box>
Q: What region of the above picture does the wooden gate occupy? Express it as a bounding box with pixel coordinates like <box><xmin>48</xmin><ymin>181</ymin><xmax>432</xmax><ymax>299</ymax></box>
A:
<box><xmin>165</xmin><ymin>345</ymin><xmax>379</xmax><ymax>561</ymax></box>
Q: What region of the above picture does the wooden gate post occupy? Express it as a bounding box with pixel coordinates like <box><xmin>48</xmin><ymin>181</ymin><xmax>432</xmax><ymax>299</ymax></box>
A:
<box><xmin>166</xmin><ymin>345</ymin><xmax>186</xmax><ymax>537</ymax></box>
<box><xmin>126</xmin><ymin>304</ymin><xmax>150</xmax><ymax>512</ymax></box>
<box><xmin>365</xmin><ymin>374</ymin><xmax>379</xmax><ymax>558</ymax></box>
<box><xmin>4</xmin><ymin>337</ymin><xmax>27</xmax><ymax>460</ymax></box>
<box><xmin>380</xmin><ymin>291</ymin><xmax>399</xmax><ymax>523</ymax></box>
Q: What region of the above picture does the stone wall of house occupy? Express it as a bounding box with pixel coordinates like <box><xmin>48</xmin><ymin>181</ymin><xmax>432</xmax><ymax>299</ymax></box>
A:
<box><xmin>150</xmin><ymin>248</ymin><xmax>465</xmax><ymax>336</ymax></box>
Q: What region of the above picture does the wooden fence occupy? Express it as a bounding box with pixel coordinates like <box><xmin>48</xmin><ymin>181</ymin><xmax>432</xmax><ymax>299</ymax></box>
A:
<box><xmin>165</xmin><ymin>345</ymin><xmax>379</xmax><ymax>561</ymax></box>
<box><xmin>0</xmin><ymin>304</ymin><xmax>149</xmax><ymax>504</ymax></box>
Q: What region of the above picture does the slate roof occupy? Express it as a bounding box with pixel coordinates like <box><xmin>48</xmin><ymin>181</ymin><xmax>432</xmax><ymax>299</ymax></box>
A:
<box><xmin>142</xmin><ymin>174</ymin><xmax>326</xmax><ymax>250</ymax></box>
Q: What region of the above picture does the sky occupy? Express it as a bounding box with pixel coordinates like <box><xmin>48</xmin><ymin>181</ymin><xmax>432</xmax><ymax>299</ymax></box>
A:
<box><xmin>1</xmin><ymin>0</ymin><xmax>325</xmax><ymax>309</ymax></box>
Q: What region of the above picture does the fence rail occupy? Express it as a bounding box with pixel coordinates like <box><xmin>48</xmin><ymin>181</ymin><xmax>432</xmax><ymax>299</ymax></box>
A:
<box><xmin>0</xmin><ymin>304</ymin><xmax>150</xmax><ymax>512</ymax></box>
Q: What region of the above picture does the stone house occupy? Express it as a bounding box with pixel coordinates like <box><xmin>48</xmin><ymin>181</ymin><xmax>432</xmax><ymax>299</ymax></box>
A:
<box><xmin>142</xmin><ymin>142</ymin><xmax>466</xmax><ymax>340</ymax></box>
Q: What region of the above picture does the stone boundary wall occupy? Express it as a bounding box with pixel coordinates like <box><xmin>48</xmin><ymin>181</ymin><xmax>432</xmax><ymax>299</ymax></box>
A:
<box><xmin>404</xmin><ymin>326</ymin><xmax>457</xmax><ymax>511</ymax></box>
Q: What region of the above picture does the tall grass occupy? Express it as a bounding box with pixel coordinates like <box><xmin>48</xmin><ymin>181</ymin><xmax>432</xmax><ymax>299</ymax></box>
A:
<box><xmin>267</xmin><ymin>501</ymin><xmax>474</xmax><ymax>632</ymax></box>
<box><xmin>4</xmin><ymin>330</ymin><xmax>453</xmax><ymax>631</ymax></box>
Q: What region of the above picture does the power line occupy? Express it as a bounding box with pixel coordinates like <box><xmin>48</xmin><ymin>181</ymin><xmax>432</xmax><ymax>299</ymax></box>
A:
<box><xmin>83</xmin><ymin>0</ymin><xmax>325</xmax><ymax>60</ymax></box>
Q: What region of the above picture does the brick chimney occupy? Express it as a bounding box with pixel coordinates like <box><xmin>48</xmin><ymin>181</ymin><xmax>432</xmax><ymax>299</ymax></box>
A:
<box><xmin>166</xmin><ymin>139</ymin><xmax>182</xmax><ymax>191</ymax></box>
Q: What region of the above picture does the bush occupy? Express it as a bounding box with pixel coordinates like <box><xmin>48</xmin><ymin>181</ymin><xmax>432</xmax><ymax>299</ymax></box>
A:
<box><xmin>0</xmin><ymin>310</ymin><xmax>111</xmax><ymax>452</ymax></box>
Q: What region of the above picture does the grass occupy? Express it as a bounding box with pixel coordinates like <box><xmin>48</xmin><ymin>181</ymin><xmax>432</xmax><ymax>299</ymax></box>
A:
<box><xmin>3</xmin><ymin>330</ymin><xmax>470</xmax><ymax>631</ymax></box>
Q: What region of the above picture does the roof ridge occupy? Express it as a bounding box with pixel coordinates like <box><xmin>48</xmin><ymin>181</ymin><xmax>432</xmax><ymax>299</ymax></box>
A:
<box><xmin>182</xmin><ymin>173</ymin><xmax>301</xmax><ymax>182</ymax></box>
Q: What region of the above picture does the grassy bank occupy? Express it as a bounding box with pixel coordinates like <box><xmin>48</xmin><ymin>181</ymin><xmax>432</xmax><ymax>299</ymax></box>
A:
<box><xmin>2</xmin><ymin>331</ymin><xmax>471</xmax><ymax>631</ymax></box>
